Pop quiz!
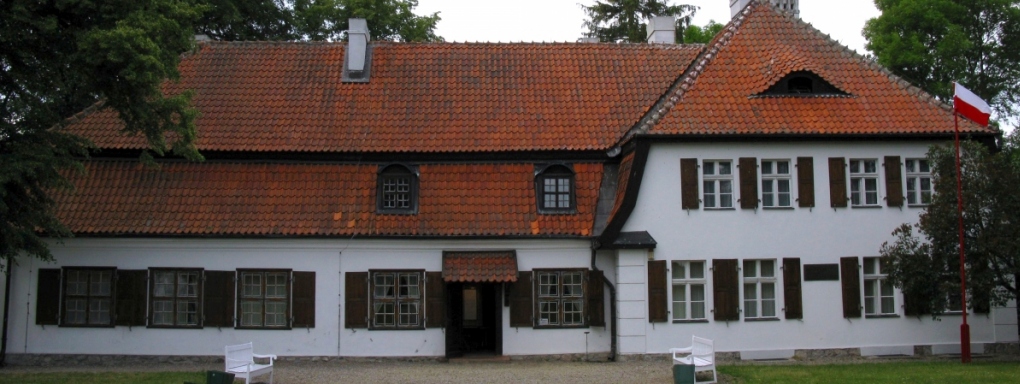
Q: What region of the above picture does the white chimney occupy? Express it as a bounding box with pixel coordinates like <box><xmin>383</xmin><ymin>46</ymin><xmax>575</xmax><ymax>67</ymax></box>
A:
<box><xmin>731</xmin><ymin>0</ymin><xmax>799</xmax><ymax>18</ymax></box>
<box><xmin>646</xmin><ymin>16</ymin><xmax>676</xmax><ymax>44</ymax></box>
<box><xmin>347</xmin><ymin>18</ymin><xmax>370</xmax><ymax>75</ymax></box>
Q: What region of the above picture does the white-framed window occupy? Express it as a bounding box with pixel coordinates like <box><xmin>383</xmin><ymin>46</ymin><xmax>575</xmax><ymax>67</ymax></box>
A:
<box><xmin>849</xmin><ymin>159</ymin><xmax>879</xmax><ymax>206</ymax></box>
<box><xmin>761</xmin><ymin>160</ymin><xmax>792</xmax><ymax>207</ymax></box>
<box><xmin>371</xmin><ymin>270</ymin><xmax>423</xmax><ymax>329</ymax></box>
<box><xmin>536</xmin><ymin>270</ymin><xmax>585</xmax><ymax>327</ymax></box>
<box><xmin>703</xmin><ymin>160</ymin><xmax>733</xmax><ymax>209</ymax></box>
<box><xmin>863</xmin><ymin>257</ymin><xmax>895</xmax><ymax>315</ymax></box>
<box><xmin>905</xmin><ymin>159</ymin><xmax>932</xmax><ymax>206</ymax></box>
<box><xmin>743</xmin><ymin>259</ymin><xmax>777</xmax><ymax>319</ymax></box>
<box><xmin>671</xmin><ymin>261</ymin><xmax>706</xmax><ymax>321</ymax></box>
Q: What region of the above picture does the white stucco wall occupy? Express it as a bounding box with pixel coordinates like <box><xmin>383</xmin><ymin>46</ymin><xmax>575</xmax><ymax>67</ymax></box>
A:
<box><xmin>6</xmin><ymin>237</ymin><xmax>612</xmax><ymax>358</ymax></box>
<box><xmin>619</xmin><ymin>141</ymin><xmax>1019</xmax><ymax>355</ymax></box>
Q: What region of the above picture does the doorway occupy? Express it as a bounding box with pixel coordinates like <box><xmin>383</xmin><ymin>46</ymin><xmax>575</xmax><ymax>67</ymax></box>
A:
<box><xmin>445</xmin><ymin>282</ymin><xmax>502</xmax><ymax>358</ymax></box>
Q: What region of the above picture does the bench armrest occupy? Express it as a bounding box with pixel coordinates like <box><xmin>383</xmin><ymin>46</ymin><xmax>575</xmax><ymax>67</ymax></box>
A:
<box><xmin>253</xmin><ymin>353</ymin><xmax>277</xmax><ymax>365</ymax></box>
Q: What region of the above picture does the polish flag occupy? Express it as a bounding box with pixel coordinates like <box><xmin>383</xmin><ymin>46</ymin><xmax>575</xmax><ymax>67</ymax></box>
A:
<box><xmin>953</xmin><ymin>82</ymin><xmax>991</xmax><ymax>127</ymax></box>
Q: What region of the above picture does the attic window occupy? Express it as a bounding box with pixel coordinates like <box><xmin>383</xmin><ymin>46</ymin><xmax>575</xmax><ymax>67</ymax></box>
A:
<box><xmin>377</xmin><ymin>164</ymin><xmax>418</xmax><ymax>214</ymax></box>
<box><xmin>762</xmin><ymin>71</ymin><xmax>847</xmax><ymax>96</ymax></box>
<box><xmin>535</xmin><ymin>164</ymin><xmax>576</xmax><ymax>214</ymax></box>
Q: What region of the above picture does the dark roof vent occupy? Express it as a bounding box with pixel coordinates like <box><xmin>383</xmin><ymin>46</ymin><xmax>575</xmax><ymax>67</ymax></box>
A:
<box><xmin>761</xmin><ymin>70</ymin><xmax>848</xmax><ymax>96</ymax></box>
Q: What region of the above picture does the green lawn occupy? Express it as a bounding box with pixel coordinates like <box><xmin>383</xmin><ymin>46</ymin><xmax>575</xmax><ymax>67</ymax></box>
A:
<box><xmin>719</xmin><ymin>361</ymin><xmax>1020</xmax><ymax>384</ymax></box>
<box><xmin>0</xmin><ymin>371</ymin><xmax>204</xmax><ymax>384</ymax></box>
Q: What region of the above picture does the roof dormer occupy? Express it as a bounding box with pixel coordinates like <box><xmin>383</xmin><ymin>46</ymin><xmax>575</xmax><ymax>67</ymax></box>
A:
<box><xmin>760</xmin><ymin>71</ymin><xmax>848</xmax><ymax>97</ymax></box>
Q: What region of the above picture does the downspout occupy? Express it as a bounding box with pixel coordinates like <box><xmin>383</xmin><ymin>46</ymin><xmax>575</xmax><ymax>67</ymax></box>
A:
<box><xmin>590</xmin><ymin>246</ymin><xmax>616</xmax><ymax>362</ymax></box>
<box><xmin>1</xmin><ymin>257</ymin><xmax>13</xmax><ymax>367</ymax></box>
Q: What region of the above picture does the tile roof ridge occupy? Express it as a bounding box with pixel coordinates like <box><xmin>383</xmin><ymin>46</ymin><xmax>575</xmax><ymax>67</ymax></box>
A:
<box><xmin>779</xmin><ymin>6</ymin><xmax>956</xmax><ymax>114</ymax></box>
<box><xmin>49</xmin><ymin>100</ymin><xmax>106</xmax><ymax>133</ymax></box>
<box><xmin>613</xmin><ymin>0</ymin><xmax>758</xmax><ymax>145</ymax></box>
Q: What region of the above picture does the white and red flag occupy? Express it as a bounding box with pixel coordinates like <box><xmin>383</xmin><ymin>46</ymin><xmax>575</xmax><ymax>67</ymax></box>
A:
<box><xmin>953</xmin><ymin>82</ymin><xmax>991</xmax><ymax>127</ymax></box>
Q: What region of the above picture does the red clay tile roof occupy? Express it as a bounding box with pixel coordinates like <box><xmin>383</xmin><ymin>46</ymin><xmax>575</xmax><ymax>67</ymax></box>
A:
<box><xmin>442</xmin><ymin>251</ymin><xmax>518</xmax><ymax>283</ymax></box>
<box><xmin>55</xmin><ymin>161</ymin><xmax>602</xmax><ymax>237</ymax></box>
<box><xmin>64</xmin><ymin>42</ymin><xmax>702</xmax><ymax>153</ymax></box>
<box><xmin>636</xmin><ymin>1</ymin><xmax>994</xmax><ymax>137</ymax></box>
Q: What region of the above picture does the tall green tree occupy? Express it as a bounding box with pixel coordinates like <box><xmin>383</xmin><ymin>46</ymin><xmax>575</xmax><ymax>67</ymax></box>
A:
<box><xmin>863</xmin><ymin>0</ymin><xmax>1020</xmax><ymax>127</ymax></box>
<box><xmin>683</xmin><ymin>20</ymin><xmax>725</xmax><ymax>44</ymax></box>
<box><xmin>293</xmin><ymin>0</ymin><xmax>442</xmax><ymax>42</ymax></box>
<box><xmin>880</xmin><ymin>133</ymin><xmax>1020</xmax><ymax>317</ymax></box>
<box><xmin>1</xmin><ymin>0</ymin><xmax>205</xmax><ymax>262</ymax></box>
<box><xmin>581</xmin><ymin>0</ymin><xmax>697</xmax><ymax>43</ymax></box>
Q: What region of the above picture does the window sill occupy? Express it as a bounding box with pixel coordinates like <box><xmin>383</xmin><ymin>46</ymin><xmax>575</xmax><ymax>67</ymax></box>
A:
<box><xmin>672</xmin><ymin>319</ymin><xmax>709</xmax><ymax>324</ymax></box>
<box><xmin>368</xmin><ymin>326</ymin><xmax>426</xmax><ymax>331</ymax></box>
<box><xmin>376</xmin><ymin>210</ymin><xmax>418</xmax><ymax>215</ymax></box>
<box><xmin>534</xmin><ymin>325</ymin><xmax>589</xmax><ymax>329</ymax></box>
<box><xmin>147</xmin><ymin>325</ymin><xmax>202</xmax><ymax>329</ymax></box>
<box><xmin>851</xmin><ymin>205</ymin><xmax>883</xmax><ymax>209</ymax></box>
<box><xmin>865</xmin><ymin>314</ymin><xmax>900</xmax><ymax>319</ymax></box>
<box><xmin>59</xmin><ymin>324</ymin><xmax>116</xmax><ymax>328</ymax></box>
<box><xmin>762</xmin><ymin>206</ymin><xmax>794</xmax><ymax>210</ymax></box>
<box><xmin>703</xmin><ymin>207</ymin><xmax>736</xmax><ymax>211</ymax></box>
<box><xmin>235</xmin><ymin>326</ymin><xmax>293</xmax><ymax>330</ymax></box>
<box><xmin>744</xmin><ymin>317</ymin><xmax>780</xmax><ymax>322</ymax></box>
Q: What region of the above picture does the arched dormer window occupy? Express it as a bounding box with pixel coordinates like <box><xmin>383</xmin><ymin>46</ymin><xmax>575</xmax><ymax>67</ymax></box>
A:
<box><xmin>535</xmin><ymin>164</ymin><xmax>575</xmax><ymax>213</ymax></box>
<box><xmin>762</xmin><ymin>70</ymin><xmax>848</xmax><ymax>96</ymax></box>
<box><xmin>377</xmin><ymin>164</ymin><xmax>418</xmax><ymax>214</ymax></box>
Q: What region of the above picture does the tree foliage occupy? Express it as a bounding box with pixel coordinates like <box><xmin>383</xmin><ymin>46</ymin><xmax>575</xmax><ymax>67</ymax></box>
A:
<box><xmin>683</xmin><ymin>20</ymin><xmax>725</xmax><ymax>44</ymax></box>
<box><xmin>197</xmin><ymin>0</ymin><xmax>442</xmax><ymax>42</ymax></box>
<box><xmin>880</xmin><ymin>133</ymin><xmax>1020</xmax><ymax>317</ymax></box>
<box><xmin>581</xmin><ymin>0</ymin><xmax>697</xmax><ymax>43</ymax></box>
<box><xmin>864</xmin><ymin>0</ymin><xmax>1020</xmax><ymax>127</ymax></box>
<box><xmin>1</xmin><ymin>0</ymin><xmax>204</xmax><ymax>262</ymax></box>
<box><xmin>1</xmin><ymin>0</ymin><xmax>441</xmax><ymax>263</ymax></box>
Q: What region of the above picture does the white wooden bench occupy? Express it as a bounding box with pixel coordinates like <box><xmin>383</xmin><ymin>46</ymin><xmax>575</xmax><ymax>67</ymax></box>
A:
<box><xmin>670</xmin><ymin>335</ymin><xmax>717</xmax><ymax>384</ymax></box>
<box><xmin>225</xmin><ymin>342</ymin><xmax>277</xmax><ymax>384</ymax></box>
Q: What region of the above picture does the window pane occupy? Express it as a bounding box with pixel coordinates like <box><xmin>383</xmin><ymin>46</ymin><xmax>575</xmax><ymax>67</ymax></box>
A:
<box><xmin>153</xmin><ymin>300</ymin><xmax>173</xmax><ymax>325</ymax></box>
<box><xmin>65</xmin><ymin>299</ymin><xmax>87</xmax><ymax>324</ymax></box>
<box><xmin>399</xmin><ymin>302</ymin><xmax>420</xmax><ymax>326</ymax></box>
<box><xmin>763</xmin><ymin>179</ymin><xmax>774</xmax><ymax>193</ymax></box>
<box><xmin>563</xmin><ymin>272</ymin><xmax>582</xmax><ymax>297</ymax></box>
<box><xmin>154</xmin><ymin>272</ymin><xmax>174</xmax><ymax>297</ymax></box>
<box><xmin>90</xmin><ymin>271</ymin><xmax>111</xmax><ymax>296</ymax></box>
<box><xmin>719</xmin><ymin>162</ymin><xmax>731</xmax><ymax>175</ymax></box>
<box><xmin>66</xmin><ymin>270</ymin><xmax>87</xmax><ymax>296</ymax></box>
<box><xmin>863</xmin><ymin>258</ymin><xmax>876</xmax><ymax>275</ymax></box>
<box><xmin>760</xmin><ymin>260</ymin><xmax>775</xmax><ymax>277</ymax></box>
<box><xmin>762</xmin><ymin>161</ymin><xmax>773</xmax><ymax>174</ymax></box>
<box><xmin>178</xmin><ymin>272</ymin><xmax>199</xmax><ymax>297</ymax></box>
<box><xmin>539</xmin><ymin>301</ymin><xmax>559</xmax><ymax>325</ymax></box>
<box><xmin>690</xmin><ymin>262</ymin><xmax>704</xmax><ymax>279</ymax></box>
<box><xmin>744</xmin><ymin>284</ymin><xmax>757</xmax><ymax>318</ymax></box>
<box><xmin>850</xmin><ymin>160</ymin><xmax>860</xmax><ymax>173</ymax></box>
<box><xmin>691</xmin><ymin>301</ymin><xmax>705</xmax><ymax>319</ymax></box>
<box><xmin>374</xmin><ymin>274</ymin><xmax>394</xmax><ymax>298</ymax></box>
<box><xmin>399</xmin><ymin>273</ymin><xmax>420</xmax><ymax>298</ymax></box>
<box><xmin>178</xmin><ymin>300</ymin><xmax>199</xmax><ymax>326</ymax></box>
<box><xmin>919</xmin><ymin>160</ymin><xmax>930</xmax><ymax>172</ymax></box>
<box><xmin>672</xmin><ymin>285</ymin><xmax>687</xmax><ymax>319</ymax></box>
<box><xmin>539</xmin><ymin>273</ymin><xmax>558</xmax><ymax>297</ymax></box>
<box><xmin>241</xmin><ymin>301</ymin><xmax>263</xmax><ymax>326</ymax></box>
<box><xmin>563</xmin><ymin>300</ymin><xmax>583</xmax><ymax>325</ymax></box>
<box><xmin>703</xmin><ymin>161</ymin><xmax>715</xmax><ymax>175</ymax></box>
<box><xmin>672</xmin><ymin>261</ymin><xmax>686</xmax><ymax>279</ymax></box>
<box><xmin>266</xmin><ymin>302</ymin><xmax>287</xmax><ymax>326</ymax></box>
<box><xmin>266</xmin><ymin>273</ymin><xmax>287</xmax><ymax>298</ymax></box>
<box><xmin>672</xmin><ymin>301</ymin><xmax>686</xmax><ymax>320</ymax></box>
<box><xmin>905</xmin><ymin>159</ymin><xmax>915</xmax><ymax>172</ymax></box>
<box><xmin>557</xmin><ymin>178</ymin><xmax>570</xmax><ymax>193</ymax></box>
<box><xmin>374</xmin><ymin>302</ymin><xmax>394</xmax><ymax>326</ymax></box>
<box><xmin>864</xmin><ymin>160</ymin><xmax>877</xmax><ymax>173</ymax></box>
<box><xmin>88</xmin><ymin>298</ymin><xmax>111</xmax><ymax>325</ymax></box>
<box><xmin>743</xmin><ymin>260</ymin><xmax>756</xmax><ymax>278</ymax></box>
<box><xmin>243</xmin><ymin>273</ymin><xmax>262</xmax><ymax>298</ymax></box>
<box><xmin>777</xmin><ymin>161</ymin><xmax>789</xmax><ymax>174</ymax></box>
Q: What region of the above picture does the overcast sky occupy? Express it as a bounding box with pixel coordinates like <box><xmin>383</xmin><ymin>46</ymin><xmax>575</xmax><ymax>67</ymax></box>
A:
<box><xmin>415</xmin><ymin>0</ymin><xmax>881</xmax><ymax>54</ymax></box>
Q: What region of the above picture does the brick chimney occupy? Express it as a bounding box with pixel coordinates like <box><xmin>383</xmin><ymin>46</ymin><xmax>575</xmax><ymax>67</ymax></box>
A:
<box><xmin>343</xmin><ymin>18</ymin><xmax>372</xmax><ymax>82</ymax></box>
<box><xmin>646</xmin><ymin>16</ymin><xmax>676</xmax><ymax>44</ymax></box>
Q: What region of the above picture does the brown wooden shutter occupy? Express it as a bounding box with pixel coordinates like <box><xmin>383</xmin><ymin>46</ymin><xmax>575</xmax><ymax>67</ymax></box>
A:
<box><xmin>292</xmin><ymin>271</ymin><xmax>315</xmax><ymax>328</ymax></box>
<box><xmin>203</xmin><ymin>270</ymin><xmax>235</xmax><ymax>328</ymax></box>
<box><xmin>647</xmin><ymin>260</ymin><xmax>668</xmax><ymax>322</ymax></box>
<box><xmin>713</xmin><ymin>259</ymin><xmax>739</xmax><ymax>321</ymax></box>
<box><xmin>115</xmin><ymin>270</ymin><xmax>147</xmax><ymax>326</ymax></box>
<box><xmin>425</xmin><ymin>272</ymin><xmax>445</xmax><ymax>328</ymax></box>
<box><xmin>797</xmin><ymin>157</ymin><xmax>815</xmax><ymax>208</ymax></box>
<box><xmin>739</xmin><ymin>157</ymin><xmax>759</xmax><ymax>209</ymax></box>
<box><xmin>509</xmin><ymin>271</ymin><xmax>533</xmax><ymax>327</ymax></box>
<box><xmin>782</xmin><ymin>258</ymin><xmax>803</xmax><ymax>320</ymax></box>
<box><xmin>681</xmin><ymin>158</ymin><xmax>699</xmax><ymax>209</ymax></box>
<box><xmin>344</xmin><ymin>272</ymin><xmax>369</xmax><ymax>328</ymax></box>
<box><xmin>840</xmin><ymin>257</ymin><xmax>861</xmax><ymax>318</ymax></box>
<box><xmin>828</xmin><ymin>157</ymin><xmax>847</xmax><ymax>207</ymax></box>
<box><xmin>36</xmin><ymin>269</ymin><xmax>61</xmax><ymax>325</ymax></box>
<box><xmin>587</xmin><ymin>269</ymin><xmax>605</xmax><ymax>326</ymax></box>
<box><xmin>884</xmin><ymin>156</ymin><xmax>903</xmax><ymax>207</ymax></box>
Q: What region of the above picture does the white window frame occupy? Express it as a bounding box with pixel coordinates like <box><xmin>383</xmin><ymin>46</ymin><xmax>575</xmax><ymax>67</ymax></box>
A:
<box><xmin>849</xmin><ymin>159</ymin><xmax>880</xmax><ymax>206</ymax></box>
<box><xmin>905</xmin><ymin>159</ymin><xmax>932</xmax><ymax>206</ymax></box>
<box><xmin>863</xmin><ymin>257</ymin><xmax>896</xmax><ymax>316</ymax></box>
<box><xmin>702</xmin><ymin>160</ymin><xmax>734</xmax><ymax>209</ymax></box>
<box><xmin>761</xmin><ymin>159</ymin><xmax>792</xmax><ymax>208</ymax></box>
<box><xmin>742</xmin><ymin>259</ymin><xmax>777</xmax><ymax>319</ymax></box>
<box><xmin>671</xmin><ymin>261</ymin><xmax>707</xmax><ymax>321</ymax></box>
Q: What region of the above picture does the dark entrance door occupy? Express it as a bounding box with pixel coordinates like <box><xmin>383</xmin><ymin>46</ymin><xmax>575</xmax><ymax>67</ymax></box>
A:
<box><xmin>445</xmin><ymin>282</ymin><xmax>502</xmax><ymax>358</ymax></box>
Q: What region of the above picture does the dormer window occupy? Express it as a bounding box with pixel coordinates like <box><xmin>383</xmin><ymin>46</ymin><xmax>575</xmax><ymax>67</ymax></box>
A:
<box><xmin>536</xmin><ymin>164</ymin><xmax>575</xmax><ymax>213</ymax></box>
<box><xmin>377</xmin><ymin>164</ymin><xmax>418</xmax><ymax>214</ymax></box>
<box><xmin>762</xmin><ymin>70</ymin><xmax>847</xmax><ymax>96</ymax></box>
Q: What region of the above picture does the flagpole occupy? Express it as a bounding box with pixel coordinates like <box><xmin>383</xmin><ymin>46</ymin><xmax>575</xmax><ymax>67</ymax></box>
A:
<box><xmin>953</xmin><ymin>105</ymin><xmax>971</xmax><ymax>364</ymax></box>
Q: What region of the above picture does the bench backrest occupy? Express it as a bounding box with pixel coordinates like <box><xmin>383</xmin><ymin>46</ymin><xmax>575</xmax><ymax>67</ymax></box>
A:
<box><xmin>225</xmin><ymin>342</ymin><xmax>254</xmax><ymax>366</ymax></box>
<box><xmin>691</xmin><ymin>336</ymin><xmax>715</xmax><ymax>363</ymax></box>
